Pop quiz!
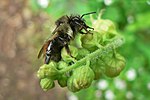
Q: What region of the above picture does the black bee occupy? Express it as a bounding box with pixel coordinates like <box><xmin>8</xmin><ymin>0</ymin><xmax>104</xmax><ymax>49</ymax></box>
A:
<box><xmin>38</xmin><ymin>12</ymin><xmax>96</xmax><ymax>64</ymax></box>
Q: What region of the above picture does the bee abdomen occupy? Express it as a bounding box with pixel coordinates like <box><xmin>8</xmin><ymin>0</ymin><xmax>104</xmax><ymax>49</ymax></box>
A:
<box><xmin>44</xmin><ymin>41</ymin><xmax>52</xmax><ymax>64</ymax></box>
<box><xmin>45</xmin><ymin>50</ymin><xmax>51</xmax><ymax>64</ymax></box>
<box><xmin>45</xmin><ymin>54</ymin><xmax>51</xmax><ymax>64</ymax></box>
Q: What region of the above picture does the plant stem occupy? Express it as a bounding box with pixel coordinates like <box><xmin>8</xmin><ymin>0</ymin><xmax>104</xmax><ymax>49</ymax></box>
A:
<box><xmin>59</xmin><ymin>36</ymin><xmax>125</xmax><ymax>74</ymax></box>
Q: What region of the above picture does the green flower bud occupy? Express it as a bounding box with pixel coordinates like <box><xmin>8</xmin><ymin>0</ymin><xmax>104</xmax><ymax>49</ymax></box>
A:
<box><xmin>70</xmin><ymin>33</ymin><xmax>82</xmax><ymax>48</ymax></box>
<box><xmin>90</xmin><ymin>11</ymin><xmax>117</xmax><ymax>35</ymax></box>
<box><xmin>76</xmin><ymin>48</ymin><xmax>90</xmax><ymax>60</ymax></box>
<box><xmin>67</xmin><ymin>65</ymin><xmax>94</xmax><ymax>92</ymax></box>
<box><xmin>67</xmin><ymin>76</ymin><xmax>81</xmax><ymax>92</ymax></box>
<box><xmin>37</xmin><ymin>62</ymin><xmax>59</xmax><ymax>79</ymax></box>
<box><xmin>90</xmin><ymin>58</ymin><xmax>105</xmax><ymax>80</ymax></box>
<box><xmin>103</xmin><ymin>53</ymin><xmax>126</xmax><ymax>77</ymax></box>
<box><xmin>61</xmin><ymin>45</ymin><xmax>78</xmax><ymax>63</ymax></box>
<box><xmin>81</xmin><ymin>33</ymin><xmax>99</xmax><ymax>52</ymax></box>
<box><xmin>89</xmin><ymin>11</ymin><xmax>118</xmax><ymax>46</ymax></box>
<box><xmin>57</xmin><ymin>75</ymin><xmax>68</xmax><ymax>87</ymax></box>
<box><xmin>40</xmin><ymin>78</ymin><xmax>55</xmax><ymax>91</ymax></box>
<box><xmin>58</xmin><ymin>61</ymin><xmax>68</xmax><ymax>70</ymax></box>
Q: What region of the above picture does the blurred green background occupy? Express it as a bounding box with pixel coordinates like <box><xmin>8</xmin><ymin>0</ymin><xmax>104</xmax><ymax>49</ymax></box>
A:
<box><xmin>0</xmin><ymin>0</ymin><xmax>150</xmax><ymax>100</ymax></box>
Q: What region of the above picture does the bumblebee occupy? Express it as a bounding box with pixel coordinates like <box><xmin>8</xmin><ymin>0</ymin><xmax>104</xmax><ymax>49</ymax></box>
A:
<box><xmin>38</xmin><ymin>12</ymin><xmax>96</xmax><ymax>64</ymax></box>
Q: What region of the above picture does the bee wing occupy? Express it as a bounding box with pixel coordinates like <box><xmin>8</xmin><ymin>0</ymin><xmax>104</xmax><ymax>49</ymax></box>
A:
<box><xmin>37</xmin><ymin>47</ymin><xmax>44</xmax><ymax>59</ymax></box>
<box><xmin>66</xmin><ymin>25</ymin><xmax>73</xmax><ymax>38</ymax></box>
<box><xmin>37</xmin><ymin>30</ymin><xmax>60</xmax><ymax>59</ymax></box>
<box><xmin>37</xmin><ymin>40</ymin><xmax>51</xmax><ymax>59</ymax></box>
<box><xmin>46</xmin><ymin>25</ymin><xmax>60</xmax><ymax>40</ymax></box>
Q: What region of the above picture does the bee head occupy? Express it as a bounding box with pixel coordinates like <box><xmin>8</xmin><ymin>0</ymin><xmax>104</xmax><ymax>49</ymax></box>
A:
<box><xmin>69</xmin><ymin>12</ymin><xmax>96</xmax><ymax>31</ymax></box>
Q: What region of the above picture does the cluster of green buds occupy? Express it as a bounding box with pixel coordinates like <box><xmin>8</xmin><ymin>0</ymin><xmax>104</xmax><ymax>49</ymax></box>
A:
<box><xmin>37</xmin><ymin>11</ymin><xmax>126</xmax><ymax>92</ymax></box>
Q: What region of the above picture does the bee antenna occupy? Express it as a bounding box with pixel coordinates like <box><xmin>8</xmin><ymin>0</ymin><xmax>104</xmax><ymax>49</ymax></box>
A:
<box><xmin>81</xmin><ymin>11</ymin><xmax>96</xmax><ymax>18</ymax></box>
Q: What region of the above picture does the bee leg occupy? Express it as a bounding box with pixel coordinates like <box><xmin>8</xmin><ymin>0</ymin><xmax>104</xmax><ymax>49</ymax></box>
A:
<box><xmin>79</xmin><ymin>31</ymin><xmax>87</xmax><ymax>34</ymax></box>
<box><xmin>82</xmin><ymin>26</ymin><xmax>93</xmax><ymax>34</ymax></box>
<box><xmin>86</xmin><ymin>25</ymin><xmax>94</xmax><ymax>30</ymax></box>
<box><xmin>65</xmin><ymin>45</ymin><xmax>75</xmax><ymax>58</ymax></box>
<box><xmin>82</xmin><ymin>28</ymin><xmax>93</xmax><ymax>34</ymax></box>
